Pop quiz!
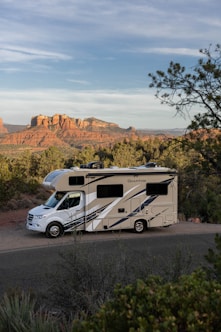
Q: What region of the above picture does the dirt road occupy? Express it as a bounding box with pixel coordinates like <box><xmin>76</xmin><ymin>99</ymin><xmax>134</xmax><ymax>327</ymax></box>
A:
<box><xmin>1</xmin><ymin>217</ymin><xmax>221</xmax><ymax>253</ymax></box>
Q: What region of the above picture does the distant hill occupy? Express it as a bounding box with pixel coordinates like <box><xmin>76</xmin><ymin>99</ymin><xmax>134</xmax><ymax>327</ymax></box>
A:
<box><xmin>4</xmin><ymin>124</ymin><xmax>27</xmax><ymax>133</ymax></box>
<box><xmin>4</xmin><ymin>122</ymin><xmax>186</xmax><ymax>137</ymax></box>
<box><xmin>138</xmin><ymin>128</ymin><xmax>186</xmax><ymax>137</ymax></box>
<box><xmin>0</xmin><ymin>114</ymin><xmax>184</xmax><ymax>150</ymax></box>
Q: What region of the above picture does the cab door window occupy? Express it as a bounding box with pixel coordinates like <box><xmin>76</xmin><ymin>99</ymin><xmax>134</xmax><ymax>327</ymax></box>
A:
<box><xmin>57</xmin><ymin>193</ymin><xmax>81</xmax><ymax>210</ymax></box>
<box><xmin>68</xmin><ymin>193</ymin><xmax>80</xmax><ymax>208</ymax></box>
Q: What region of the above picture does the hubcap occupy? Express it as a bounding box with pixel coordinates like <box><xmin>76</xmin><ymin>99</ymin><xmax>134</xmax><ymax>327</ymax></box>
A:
<box><xmin>50</xmin><ymin>225</ymin><xmax>60</xmax><ymax>237</ymax></box>
<box><xmin>135</xmin><ymin>221</ymin><xmax>143</xmax><ymax>232</ymax></box>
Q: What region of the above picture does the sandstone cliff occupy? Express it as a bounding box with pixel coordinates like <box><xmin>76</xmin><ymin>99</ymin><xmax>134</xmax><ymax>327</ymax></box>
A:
<box><xmin>0</xmin><ymin>125</ymin><xmax>68</xmax><ymax>147</ymax></box>
<box><xmin>0</xmin><ymin>114</ymin><xmax>138</xmax><ymax>148</ymax></box>
<box><xmin>31</xmin><ymin>114</ymin><xmax>122</xmax><ymax>131</ymax></box>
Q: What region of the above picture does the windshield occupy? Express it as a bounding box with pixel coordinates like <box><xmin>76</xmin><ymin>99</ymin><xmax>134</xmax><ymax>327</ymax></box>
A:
<box><xmin>44</xmin><ymin>191</ymin><xmax>66</xmax><ymax>208</ymax></box>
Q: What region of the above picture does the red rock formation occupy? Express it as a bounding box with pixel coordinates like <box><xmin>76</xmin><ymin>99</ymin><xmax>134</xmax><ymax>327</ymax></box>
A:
<box><xmin>0</xmin><ymin>114</ymin><xmax>144</xmax><ymax>148</ymax></box>
<box><xmin>0</xmin><ymin>125</ymin><xmax>68</xmax><ymax>147</ymax></box>
<box><xmin>31</xmin><ymin>114</ymin><xmax>120</xmax><ymax>131</ymax></box>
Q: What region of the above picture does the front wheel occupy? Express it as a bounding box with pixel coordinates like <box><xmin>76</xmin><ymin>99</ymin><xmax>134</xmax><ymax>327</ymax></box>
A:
<box><xmin>46</xmin><ymin>222</ymin><xmax>64</xmax><ymax>238</ymax></box>
<box><xmin>134</xmin><ymin>220</ymin><xmax>145</xmax><ymax>233</ymax></box>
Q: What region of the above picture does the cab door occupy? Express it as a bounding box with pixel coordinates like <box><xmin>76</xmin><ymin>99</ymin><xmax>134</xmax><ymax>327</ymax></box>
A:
<box><xmin>57</xmin><ymin>192</ymin><xmax>85</xmax><ymax>231</ymax></box>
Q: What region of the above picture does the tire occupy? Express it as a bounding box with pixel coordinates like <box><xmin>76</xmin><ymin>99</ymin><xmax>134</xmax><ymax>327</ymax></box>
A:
<box><xmin>45</xmin><ymin>222</ymin><xmax>64</xmax><ymax>238</ymax></box>
<box><xmin>134</xmin><ymin>220</ymin><xmax>145</xmax><ymax>233</ymax></box>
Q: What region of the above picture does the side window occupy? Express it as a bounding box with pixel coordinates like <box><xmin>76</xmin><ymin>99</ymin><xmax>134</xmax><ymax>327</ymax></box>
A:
<box><xmin>57</xmin><ymin>193</ymin><xmax>81</xmax><ymax>210</ymax></box>
<box><xmin>97</xmin><ymin>184</ymin><xmax>123</xmax><ymax>198</ymax></box>
<box><xmin>69</xmin><ymin>176</ymin><xmax>84</xmax><ymax>185</ymax></box>
<box><xmin>146</xmin><ymin>183</ymin><xmax>168</xmax><ymax>195</ymax></box>
<box><xmin>68</xmin><ymin>194</ymin><xmax>81</xmax><ymax>208</ymax></box>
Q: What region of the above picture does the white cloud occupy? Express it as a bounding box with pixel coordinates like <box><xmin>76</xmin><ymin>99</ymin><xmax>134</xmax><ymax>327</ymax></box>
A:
<box><xmin>0</xmin><ymin>67</ymin><xmax>21</xmax><ymax>73</ymax></box>
<box><xmin>126</xmin><ymin>47</ymin><xmax>201</xmax><ymax>57</ymax></box>
<box><xmin>67</xmin><ymin>79</ymin><xmax>91</xmax><ymax>86</ymax></box>
<box><xmin>0</xmin><ymin>45</ymin><xmax>72</xmax><ymax>63</ymax></box>
<box><xmin>0</xmin><ymin>88</ymin><xmax>191</xmax><ymax>129</ymax></box>
<box><xmin>0</xmin><ymin>0</ymin><xmax>219</xmax><ymax>55</ymax></box>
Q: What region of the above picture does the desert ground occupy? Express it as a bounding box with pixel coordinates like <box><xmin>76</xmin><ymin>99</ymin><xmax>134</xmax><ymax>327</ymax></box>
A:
<box><xmin>0</xmin><ymin>209</ymin><xmax>27</xmax><ymax>228</ymax></box>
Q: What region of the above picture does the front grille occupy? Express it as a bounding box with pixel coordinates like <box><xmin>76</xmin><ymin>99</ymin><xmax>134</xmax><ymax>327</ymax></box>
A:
<box><xmin>28</xmin><ymin>214</ymin><xmax>33</xmax><ymax>221</ymax></box>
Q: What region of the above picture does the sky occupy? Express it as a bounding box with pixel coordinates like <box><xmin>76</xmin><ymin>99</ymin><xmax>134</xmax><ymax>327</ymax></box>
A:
<box><xmin>0</xmin><ymin>0</ymin><xmax>220</xmax><ymax>129</ymax></box>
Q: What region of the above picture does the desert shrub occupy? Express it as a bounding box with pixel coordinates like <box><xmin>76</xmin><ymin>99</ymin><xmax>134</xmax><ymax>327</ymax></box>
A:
<box><xmin>35</xmin><ymin>186</ymin><xmax>51</xmax><ymax>201</ymax></box>
<box><xmin>204</xmin><ymin>233</ymin><xmax>221</xmax><ymax>282</ymax></box>
<box><xmin>44</xmin><ymin>239</ymin><xmax>193</xmax><ymax>320</ymax></box>
<box><xmin>45</xmin><ymin>240</ymin><xmax>152</xmax><ymax>319</ymax></box>
<box><xmin>0</xmin><ymin>180</ymin><xmax>13</xmax><ymax>203</ymax></box>
<box><xmin>158</xmin><ymin>245</ymin><xmax>193</xmax><ymax>282</ymax></box>
<box><xmin>0</xmin><ymin>177</ymin><xmax>38</xmax><ymax>199</ymax></box>
<box><xmin>0</xmin><ymin>290</ymin><xmax>35</xmax><ymax>332</ymax></box>
<box><xmin>0</xmin><ymin>289</ymin><xmax>64</xmax><ymax>332</ymax></box>
<box><xmin>72</xmin><ymin>270</ymin><xmax>221</xmax><ymax>332</ymax></box>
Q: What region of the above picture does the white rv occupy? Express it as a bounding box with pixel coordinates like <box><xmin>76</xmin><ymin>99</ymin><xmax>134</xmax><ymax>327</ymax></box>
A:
<box><xmin>26</xmin><ymin>162</ymin><xmax>178</xmax><ymax>238</ymax></box>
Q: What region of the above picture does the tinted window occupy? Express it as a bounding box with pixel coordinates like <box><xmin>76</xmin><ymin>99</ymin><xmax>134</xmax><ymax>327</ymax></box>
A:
<box><xmin>44</xmin><ymin>191</ymin><xmax>66</xmax><ymax>208</ymax></box>
<box><xmin>97</xmin><ymin>184</ymin><xmax>123</xmax><ymax>198</ymax></box>
<box><xmin>146</xmin><ymin>183</ymin><xmax>168</xmax><ymax>195</ymax></box>
<box><xmin>69</xmin><ymin>176</ymin><xmax>84</xmax><ymax>185</ymax></box>
<box><xmin>45</xmin><ymin>170</ymin><xmax>67</xmax><ymax>183</ymax></box>
<box><xmin>58</xmin><ymin>193</ymin><xmax>81</xmax><ymax>210</ymax></box>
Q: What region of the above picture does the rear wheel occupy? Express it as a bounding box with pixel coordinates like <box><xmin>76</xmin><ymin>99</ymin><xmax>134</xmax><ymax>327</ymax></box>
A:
<box><xmin>134</xmin><ymin>220</ymin><xmax>145</xmax><ymax>233</ymax></box>
<box><xmin>46</xmin><ymin>222</ymin><xmax>64</xmax><ymax>238</ymax></box>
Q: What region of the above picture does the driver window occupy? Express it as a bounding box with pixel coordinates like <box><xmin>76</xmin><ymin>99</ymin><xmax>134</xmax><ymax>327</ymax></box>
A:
<box><xmin>68</xmin><ymin>195</ymin><xmax>80</xmax><ymax>208</ymax></box>
<box><xmin>58</xmin><ymin>193</ymin><xmax>81</xmax><ymax>210</ymax></box>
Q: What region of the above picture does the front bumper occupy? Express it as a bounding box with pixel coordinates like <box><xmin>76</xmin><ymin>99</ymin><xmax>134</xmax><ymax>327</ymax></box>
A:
<box><xmin>26</xmin><ymin>220</ymin><xmax>45</xmax><ymax>233</ymax></box>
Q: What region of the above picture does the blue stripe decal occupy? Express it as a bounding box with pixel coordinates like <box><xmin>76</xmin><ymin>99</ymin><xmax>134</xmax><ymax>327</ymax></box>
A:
<box><xmin>109</xmin><ymin>195</ymin><xmax>158</xmax><ymax>228</ymax></box>
<box><xmin>63</xmin><ymin>203</ymin><xmax>111</xmax><ymax>231</ymax></box>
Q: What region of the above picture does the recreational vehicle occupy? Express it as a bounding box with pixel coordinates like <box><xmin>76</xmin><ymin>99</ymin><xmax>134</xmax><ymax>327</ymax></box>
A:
<box><xmin>26</xmin><ymin>162</ymin><xmax>178</xmax><ymax>238</ymax></box>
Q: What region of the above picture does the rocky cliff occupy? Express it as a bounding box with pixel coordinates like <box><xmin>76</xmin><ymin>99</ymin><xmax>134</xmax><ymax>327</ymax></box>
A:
<box><xmin>0</xmin><ymin>114</ymin><xmax>138</xmax><ymax>148</ymax></box>
<box><xmin>31</xmin><ymin>114</ymin><xmax>120</xmax><ymax>131</ymax></box>
<box><xmin>0</xmin><ymin>125</ymin><xmax>68</xmax><ymax>147</ymax></box>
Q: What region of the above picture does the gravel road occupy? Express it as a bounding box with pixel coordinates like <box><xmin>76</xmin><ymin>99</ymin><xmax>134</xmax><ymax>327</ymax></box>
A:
<box><xmin>1</xmin><ymin>221</ymin><xmax>221</xmax><ymax>253</ymax></box>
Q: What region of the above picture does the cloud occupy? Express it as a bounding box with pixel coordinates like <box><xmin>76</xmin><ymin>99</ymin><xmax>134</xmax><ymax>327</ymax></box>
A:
<box><xmin>0</xmin><ymin>88</ymin><xmax>192</xmax><ymax>129</ymax></box>
<box><xmin>1</xmin><ymin>0</ymin><xmax>219</xmax><ymax>51</ymax></box>
<box><xmin>125</xmin><ymin>47</ymin><xmax>201</xmax><ymax>57</ymax></box>
<box><xmin>0</xmin><ymin>67</ymin><xmax>21</xmax><ymax>73</ymax></box>
<box><xmin>0</xmin><ymin>45</ymin><xmax>72</xmax><ymax>63</ymax></box>
<box><xmin>67</xmin><ymin>79</ymin><xmax>91</xmax><ymax>86</ymax></box>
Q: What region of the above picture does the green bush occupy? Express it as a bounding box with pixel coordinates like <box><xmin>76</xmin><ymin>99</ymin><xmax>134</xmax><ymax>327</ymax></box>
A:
<box><xmin>72</xmin><ymin>270</ymin><xmax>221</xmax><ymax>332</ymax></box>
<box><xmin>204</xmin><ymin>233</ymin><xmax>221</xmax><ymax>282</ymax></box>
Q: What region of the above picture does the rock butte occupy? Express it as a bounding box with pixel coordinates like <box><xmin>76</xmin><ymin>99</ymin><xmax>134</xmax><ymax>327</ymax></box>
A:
<box><xmin>0</xmin><ymin>114</ymin><xmax>159</xmax><ymax>148</ymax></box>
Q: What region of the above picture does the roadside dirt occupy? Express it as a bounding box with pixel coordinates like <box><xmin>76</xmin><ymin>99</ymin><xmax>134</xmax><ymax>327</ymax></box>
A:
<box><xmin>0</xmin><ymin>209</ymin><xmax>28</xmax><ymax>228</ymax></box>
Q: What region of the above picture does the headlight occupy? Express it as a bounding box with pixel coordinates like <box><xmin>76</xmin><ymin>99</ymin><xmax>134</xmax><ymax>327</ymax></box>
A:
<box><xmin>34</xmin><ymin>215</ymin><xmax>46</xmax><ymax>219</ymax></box>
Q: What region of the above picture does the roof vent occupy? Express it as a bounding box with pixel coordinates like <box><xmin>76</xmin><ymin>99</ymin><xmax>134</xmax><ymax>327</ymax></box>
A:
<box><xmin>144</xmin><ymin>162</ymin><xmax>157</xmax><ymax>168</ymax></box>
<box><xmin>80</xmin><ymin>161</ymin><xmax>104</xmax><ymax>169</ymax></box>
